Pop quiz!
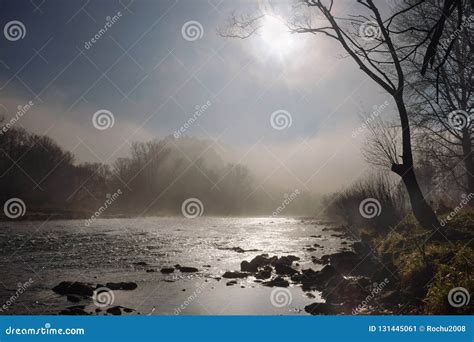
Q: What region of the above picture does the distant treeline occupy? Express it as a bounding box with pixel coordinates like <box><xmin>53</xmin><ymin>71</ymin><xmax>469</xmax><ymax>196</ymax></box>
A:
<box><xmin>0</xmin><ymin>126</ymin><xmax>316</xmax><ymax>218</ymax></box>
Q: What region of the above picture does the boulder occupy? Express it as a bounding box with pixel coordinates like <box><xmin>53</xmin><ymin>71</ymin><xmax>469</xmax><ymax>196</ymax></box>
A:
<box><xmin>321</xmin><ymin>251</ymin><xmax>375</xmax><ymax>276</ymax></box>
<box><xmin>66</xmin><ymin>295</ymin><xmax>82</xmax><ymax>303</ymax></box>
<box><xmin>240</xmin><ymin>261</ymin><xmax>257</xmax><ymax>273</ymax></box>
<box><xmin>255</xmin><ymin>269</ymin><xmax>272</xmax><ymax>280</ymax></box>
<box><xmin>106</xmin><ymin>306</ymin><xmax>122</xmax><ymax>316</ymax></box>
<box><xmin>222</xmin><ymin>271</ymin><xmax>249</xmax><ymax>279</ymax></box>
<box><xmin>274</xmin><ymin>263</ymin><xmax>298</xmax><ymax>276</ymax></box>
<box><xmin>262</xmin><ymin>277</ymin><xmax>289</xmax><ymax>288</ymax></box>
<box><xmin>178</xmin><ymin>266</ymin><xmax>199</xmax><ymax>273</ymax></box>
<box><xmin>304</xmin><ymin>302</ymin><xmax>346</xmax><ymax>315</ymax></box>
<box><xmin>293</xmin><ymin>266</ymin><xmax>343</xmax><ymax>292</ymax></box>
<box><xmin>160</xmin><ymin>267</ymin><xmax>175</xmax><ymax>274</ymax></box>
<box><xmin>53</xmin><ymin>282</ymin><xmax>94</xmax><ymax>297</ymax></box>
<box><xmin>105</xmin><ymin>282</ymin><xmax>138</xmax><ymax>291</ymax></box>
<box><xmin>59</xmin><ymin>306</ymin><xmax>90</xmax><ymax>315</ymax></box>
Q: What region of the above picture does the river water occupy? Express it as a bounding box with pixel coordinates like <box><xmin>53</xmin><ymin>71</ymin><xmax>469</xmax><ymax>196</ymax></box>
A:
<box><xmin>0</xmin><ymin>217</ymin><xmax>351</xmax><ymax>315</ymax></box>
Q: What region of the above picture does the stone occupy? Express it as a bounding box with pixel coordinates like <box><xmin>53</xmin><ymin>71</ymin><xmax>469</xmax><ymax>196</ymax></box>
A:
<box><xmin>53</xmin><ymin>282</ymin><xmax>94</xmax><ymax>297</ymax></box>
<box><xmin>222</xmin><ymin>271</ymin><xmax>249</xmax><ymax>279</ymax></box>
<box><xmin>160</xmin><ymin>267</ymin><xmax>175</xmax><ymax>274</ymax></box>
<box><xmin>105</xmin><ymin>282</ymin><xmax>138</xmax><ymax>291</ymax></box>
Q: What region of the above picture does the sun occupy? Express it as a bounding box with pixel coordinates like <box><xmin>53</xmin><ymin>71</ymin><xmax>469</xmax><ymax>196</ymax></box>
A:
<box><xmin>259</xmin><ymin>15</ymin><xmax>295</xmax><ymax>55</ymax></box>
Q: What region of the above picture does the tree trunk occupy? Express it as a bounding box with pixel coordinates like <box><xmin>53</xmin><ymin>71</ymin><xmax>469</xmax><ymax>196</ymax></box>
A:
<box><xmin>392</xmin><ymin>164</ymin><xmax>440</xmax><ymax>229</ymax></box>
<box><xmin>461</xmin><ymin>127</ymin><xmax>474</xmax><ymax>196</ymax></box>
<box><xmin>392</xmin><ymin>94</ymin><xmax>441</xmax><ymax>230</ymax></box>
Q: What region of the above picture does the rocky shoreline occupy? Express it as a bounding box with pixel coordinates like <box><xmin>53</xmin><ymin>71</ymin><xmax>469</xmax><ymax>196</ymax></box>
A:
<box><xmin>46</xmin><ymin>224</ymin><xmax>414</xmax><ymax>316</ymax></box>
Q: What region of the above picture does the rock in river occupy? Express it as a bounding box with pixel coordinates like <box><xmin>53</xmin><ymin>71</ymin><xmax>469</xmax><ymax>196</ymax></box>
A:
<box><xmin>178</xmin><ymin>266</ymin><xmax>199</xmax><ymax>273</ymax></box>
<box><xmin>222</xmin><ymin>271</ymin><xmax>249</xmax><ymax>279</ymax></box>
<box><xmin>160</xmin><ymin>267</ymin><xmax>175</xmax><ymax>274</ymax></box>
<box><xmin>53</xmin><ymin>282</ymin><xmax>94</xmax><ymax>297</ymax></box>
<box><xmin>105</xmin><ymin>282</ymin><xmax>138</xmax><ymax>291</ymax></box>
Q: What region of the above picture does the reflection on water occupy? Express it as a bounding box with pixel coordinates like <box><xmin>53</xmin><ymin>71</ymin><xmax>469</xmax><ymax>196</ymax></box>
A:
<box><xmin>0</xmin><ymin>217</ymin><xmax>350</xmax><ymax>315</ymax></box>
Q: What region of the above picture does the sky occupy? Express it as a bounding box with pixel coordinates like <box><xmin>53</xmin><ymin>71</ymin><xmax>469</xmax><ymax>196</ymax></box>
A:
<box><xmin>0</xmin><ymin>0</ymin><xmax>398</xmax><ymax>193</ymax></box>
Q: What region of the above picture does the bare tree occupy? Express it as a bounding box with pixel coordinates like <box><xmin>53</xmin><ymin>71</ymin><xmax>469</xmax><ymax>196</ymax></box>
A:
<box><xmin>397</xmin><ymin>0</ymin><xmax>473</xmax><ymax>195</ymax></box>
<box><xmin>221</xmin><ymin>0</ymin><xmax>453</xmax><ymax>231</ymax></box>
